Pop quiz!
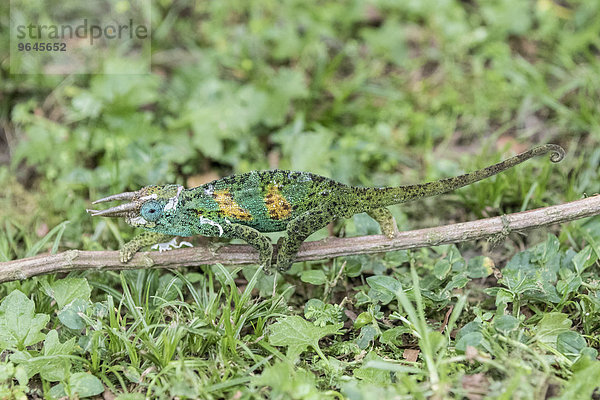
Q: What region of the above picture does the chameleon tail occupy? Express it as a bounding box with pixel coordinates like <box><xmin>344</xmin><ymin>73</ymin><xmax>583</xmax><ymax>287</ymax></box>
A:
<box><xmin>356</xmin><ymin>144</ymin><xmax>565</xmax><ymax>210</ymax></box>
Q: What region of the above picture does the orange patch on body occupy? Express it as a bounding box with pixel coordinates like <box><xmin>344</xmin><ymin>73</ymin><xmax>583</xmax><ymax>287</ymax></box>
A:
<box><xmin>264</xmin><ymin>185</ymin><xmax>292</xmax><ymax>220</ymax></box>
<box><xmin>213</xmin><ymin>190</ymin><xmax>253</xmax><ymax>221</ymax></box>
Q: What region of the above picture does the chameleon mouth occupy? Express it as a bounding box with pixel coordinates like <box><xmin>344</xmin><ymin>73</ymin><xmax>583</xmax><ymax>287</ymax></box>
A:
<box><xmin>86</xmin><ymin>191</ymin><xmax>139</xmax><ymax>217</ymax></box>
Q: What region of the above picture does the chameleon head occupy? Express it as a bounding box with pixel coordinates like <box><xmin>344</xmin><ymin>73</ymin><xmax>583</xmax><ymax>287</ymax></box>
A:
<box><xmin>87</xmin><ymin>184</ymin><xmax>184</xmax><ymax>229</ymax></box>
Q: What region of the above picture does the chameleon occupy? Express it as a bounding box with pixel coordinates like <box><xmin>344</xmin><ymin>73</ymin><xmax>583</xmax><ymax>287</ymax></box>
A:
<box><xmin>87</xmin><ymin>144</ymin><xmax>564</xmax><ymax>274</ymax></box>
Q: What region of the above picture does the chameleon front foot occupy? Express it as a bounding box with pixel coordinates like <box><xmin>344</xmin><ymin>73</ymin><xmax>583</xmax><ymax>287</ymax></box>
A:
<box><xmin>119</xmin><ymin>232</ymin><xmax>173</xmax><ymax>263</ymax></box>
<box><xmin>227</xmin><ymin>223</ymin><xmax>274</xmax><ymax>274</ymax></box>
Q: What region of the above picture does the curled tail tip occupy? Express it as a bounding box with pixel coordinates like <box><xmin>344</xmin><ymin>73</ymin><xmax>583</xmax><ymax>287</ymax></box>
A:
<box><xmin>545</xmin><ymin>144</ymin><xmax>565</xmax><ymax>163</ymax></box>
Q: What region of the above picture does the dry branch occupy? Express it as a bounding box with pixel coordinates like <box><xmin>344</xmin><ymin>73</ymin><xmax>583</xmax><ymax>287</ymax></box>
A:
<box><xmin>1</xmin><ymin>195</ymin><xmax>599</xmax><ymax>283</ymax></box>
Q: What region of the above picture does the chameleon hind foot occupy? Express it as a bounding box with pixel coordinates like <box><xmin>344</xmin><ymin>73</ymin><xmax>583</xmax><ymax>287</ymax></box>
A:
<box><xmin>367</xmin><ymin>207</ymin><xmax>399</xmax><ymax>239</ymax></box>
<box><xmin>276</xmin><ymin>208</ymin><xmax>335</xmax><ymax>272</ymax></box>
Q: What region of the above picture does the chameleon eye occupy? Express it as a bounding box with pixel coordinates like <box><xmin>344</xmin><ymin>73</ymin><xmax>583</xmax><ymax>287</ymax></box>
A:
<box><xmin>141</xmin><ymin>200</ymin><xmax>163</xmax><ymax>222</ymax></box>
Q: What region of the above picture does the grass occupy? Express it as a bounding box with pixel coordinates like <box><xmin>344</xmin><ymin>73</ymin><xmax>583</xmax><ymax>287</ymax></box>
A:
<box><xmin>1</xmin><ymin>0</ymin><xmax>600</xmax><ymax>398</ymax></box>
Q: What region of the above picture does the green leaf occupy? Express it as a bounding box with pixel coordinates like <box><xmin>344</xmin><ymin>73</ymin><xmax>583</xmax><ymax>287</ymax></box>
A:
<box><xmin>455</xmin><ymin>332</ymin><xmax>484</xmax><ymax>353</ymax></box>
<box><xmin>68</xmin><ymin>372</ymin><xmax>105</xmax><ymax>398</ymax></box>
<box><xmin>353</xmin><ymin>312</ymin><xmax>374</xmax><ymax>330</ymax></box>
<box><xmin>493</xmin><ymin>288</ymin><xmax>514</xmax><ymax>314</ymax></box>
<box><xmin>58</xmin><ymin>299</ymin><xmax>89</xmax><ymax>330</ymax></box>
<box><xmin>253</xmin><ymin>362</ymin><xmax>321</xmax><ymax>399</ymax></box>
<box><xmin>433</xmin><ymin>259</ymin><xmax>451</xmax><ymax>280</ymax></box>
<box><xmin>466</xmin><ymin>256</ymin><xmax>494</xmax><ymax>279</ymax></box>
<box><xmin>380</xmin><ymin>326</ymin><xmax>410</xmax><ymax>347</ymax></box>
<box><xmin>366</xmin><ymin>275</ymin><xmax>402</xmax><ymax>305</ymax></box>
<box><xmin>533</xmin><ymin>312</ymin><xmax>572</xmax><ymax>345</ymax></box>
<box><xmin>555</xmin><ymin>361</ymin><xmax>600</xmax><ymax>400</ymax></box>
<box><xmin>0</xmin><ymin>290</ymin><xmax>49</xmax><ymax>350</ymax></box>
<box><xmin>300</xmin><ymin>270</ymin><xmax>327</xmax><ymax>285</ymax></box>
<box><xmin>533</xmin><ymin>234</ymin><xmax>560</xmax><ymax>264</ymax></box>
<box><xmin>40</xmin><ymin>330</ymin><xmax>76</xmax><ymax>381</ymax></box>
<box><xmin>572</xmin><ymin>245</ymin><xmax>595</xmax><ymax>274</ymax></box>
<box><xmin>356</xmin><ymin>325</ymin><xmax>378</xmax><ymax>350</ymax></box>
<box><xmin>444</xmin><ymin>273</ymin><xmax>470</xmax><ymax>292</ymax></box>
<box><xmin>354</xmin><ymin>352</ymin><xmax>393</xmax><ymax>384</ymax></box>
<box><xmin>494</xmin><ymin>315</ymin><xmax>520</xmax><ymax>335</ymax></box>
<box><xmin>44</xmin><ymin>278</ymin><xmax>91</xmax><ymax>309</ymax></box>
<box><xmin>268</xmin><ymin>316</ymin><xmax>343</xmax><ymax>361</ymax></box>
<box><xmin>10</xmin><ymin>330</ymin><xmax>76</xmax><ymax>381</ymax></box>
<box><xmin>556</xmin><ymin>331</ymin><xmax>586</xmax><ymax>358</ymax></box>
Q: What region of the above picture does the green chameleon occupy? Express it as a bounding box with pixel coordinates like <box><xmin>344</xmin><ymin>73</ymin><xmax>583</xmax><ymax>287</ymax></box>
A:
<box><xmin>88</xmin><ymin>144</ymin><xmax>564</xmax><ymax>273</ymax></box>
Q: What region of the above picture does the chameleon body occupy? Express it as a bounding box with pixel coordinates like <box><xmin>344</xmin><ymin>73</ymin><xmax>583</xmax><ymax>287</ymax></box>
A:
<box><xmin>88</xmin><ymin>144</ymin><xmax>564</xmax><ymax>273</ymax></box>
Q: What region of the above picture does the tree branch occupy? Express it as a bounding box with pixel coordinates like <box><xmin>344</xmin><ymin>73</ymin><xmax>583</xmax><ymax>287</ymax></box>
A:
<box><xmin>1</xmin><ymin>195</ymin><xmax>599</xmax><ymax>283</ymax></box>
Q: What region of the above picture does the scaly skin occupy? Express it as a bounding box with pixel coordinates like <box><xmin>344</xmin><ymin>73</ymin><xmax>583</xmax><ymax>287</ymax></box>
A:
<box><xmin>88</xmin><ymin>144</ymin><xmax>565</xmax><ymax>273</ymax></box>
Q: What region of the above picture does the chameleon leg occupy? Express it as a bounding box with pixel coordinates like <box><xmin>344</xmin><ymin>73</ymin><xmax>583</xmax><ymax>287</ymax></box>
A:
<box><xmin>367</xmin><ymin>207</ymin><xmax>399</xmax><ymax>239</ymax></box>
<box><xmin>120</xmin><ymin>232</ymin><xmax>172</xmax><ymax>263</ymax></box>
<box><xmin>228</xmin><ymin>224</ymin><xmax>274</xmax><ymax>274</ymax></box>
<box><xmin>276</xmin><ymin>208</ymin><xmax>335</xmax><ymax>272</ymax></box>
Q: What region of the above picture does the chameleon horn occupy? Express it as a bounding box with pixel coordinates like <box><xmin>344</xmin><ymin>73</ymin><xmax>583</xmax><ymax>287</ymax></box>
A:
<box><xmin>86</xmin><ymin>202</ymin><xmax>138</xmax><ymax>217</ymax></box>
<box><xmin>92</xmin><ymin>191</ymin><xmax>137</xmax><ymax>204</ymax></box>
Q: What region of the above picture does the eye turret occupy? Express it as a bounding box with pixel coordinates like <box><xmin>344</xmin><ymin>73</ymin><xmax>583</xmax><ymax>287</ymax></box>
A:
<box><xmin>140</xmin><ymin>200</ymin><xmax>163</xmax><ymax>222</ymax></box>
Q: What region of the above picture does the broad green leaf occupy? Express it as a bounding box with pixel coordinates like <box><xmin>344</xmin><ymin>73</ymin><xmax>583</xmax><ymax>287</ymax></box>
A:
<box><xmin>533</xmin><ymin>312</ymin><xmax>572</xmax><ymax>345</ymax></box>
<box><xmin>367</xmin><ymin>275</ymin><xmax>402</xmax><ymax>304</ymax></box>
<box><xmin>355</xmin><ymin>325</ymin><xmax>378</xmax><ymax>350</ymax></box>
<box><xmin>58</xmin><ymin>298</ymin><xmax>89</xmax><ymax>330</ymax></box>
<box><xmin>466</xmin><ymin>256</ymin><xmax>494</xmax><ymax>279</ymax></box>
<box><xmin>354</xmin><ymin>312</ymin><xmax>374</xmax><ymax>330</ymax></box>
<box><xmin>493</xmin><ymin>315</ymin><xmax>519</xmax><ymax>335</ymax></box>
<box><xmin>444</xmin><ymin>273</ymin><xmax>470</xmax><ymax>292</ymax></box>
<box><xmin>433</xmin><ymin>259</ymin><xmax>451</xmax><ymax>280</ymax></box>
<box><xmin>44</xmin><ymin>278</ymin><xmax>91</xmax><ymax>309</ymax></box>
<box><xmin>556</xmin><ymin>331</ymin><xmax>586</xmax><ymax>358</ymax></box>
<box><xmin>300</xmin><ymin>270</ymin><xmax>327</xmax><ymax>286</ymax></box>
<box><xmin>68</xmin><ymin>372</ymin><xmax>105</xmax><ymax>398</ymax></box>
<box><xmin>572</xmin><ymin>245</ymin><xmax>595</xmax><ymax>274</ymax></box>
<box><xmin>0</xmin><ymin>361</ymin><xmax>28</xmax><ymax>388</ymax></box>
<box><xmin>11</xmin><ymin>330</ymin><xmax>76</xmax><ymax>381</ymax></box>
<box><xmin>49</xmin><ymin>372</ymin><xmax>104</xmax><ymax>399</ymax></box>
<box><xmin>455</xmin><ymin>321</ymin><xmax>482</xmax><ymax>342</ymax></box>
<box><xmin>268</xmin><ymin>316</ymin><xmax>343</xmax><ymax>361</ymax></box>
<box><xmin>44</xmin><ymin>329</ymin><xmax>76</xmax><ymax>357</ymax></box>
<box><xmin>455</xmin><ymin>332</ymin><xmax>484</xmax><ymax>353</ymax></box>
<box><xmin>0</xmin><ymin>290</ymin><xmax>49</xmax><ymax>350</ymax></box>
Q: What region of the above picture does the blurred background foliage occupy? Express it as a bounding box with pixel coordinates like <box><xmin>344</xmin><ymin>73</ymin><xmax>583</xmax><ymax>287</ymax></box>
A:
<box><xmin>0</xmin><ymin>0</ymin><xmax>598</xmax><ymax>259</ymax></box>
<box><xmin>1</xmin><ymin>1</ymin><xmax>600</xmax><ymax>398</ymax></box>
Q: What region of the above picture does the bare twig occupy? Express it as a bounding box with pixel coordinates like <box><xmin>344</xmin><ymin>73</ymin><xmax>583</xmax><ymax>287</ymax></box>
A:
<box><xmin>1</xmin><ymin>195</ymin><xmax>598</xmax><ymax>283</ymax></box>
